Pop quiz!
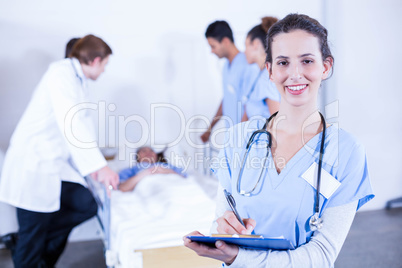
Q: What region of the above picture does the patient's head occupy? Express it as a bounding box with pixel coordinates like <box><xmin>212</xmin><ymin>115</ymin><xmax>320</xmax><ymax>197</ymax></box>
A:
<box><xmin>136</xmin><ymin>146</ymin><xmax>157</xmax><ymax>163</ymax></box>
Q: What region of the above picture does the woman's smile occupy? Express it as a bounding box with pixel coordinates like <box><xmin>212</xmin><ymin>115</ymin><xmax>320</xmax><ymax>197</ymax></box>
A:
<box><xmin>286</xmin><ymin>84</ymin><xmax>308</xmax><ymax>95</ymax></box>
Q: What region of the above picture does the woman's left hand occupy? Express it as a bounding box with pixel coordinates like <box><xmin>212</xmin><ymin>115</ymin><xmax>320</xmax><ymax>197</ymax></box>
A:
<box><xmin>183</xmin><ymin>231</ymin><xmax>239</xmax><ymax>265</ymax></box>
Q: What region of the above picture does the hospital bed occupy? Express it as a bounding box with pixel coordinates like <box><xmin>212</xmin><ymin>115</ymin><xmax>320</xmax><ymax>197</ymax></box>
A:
<box><xmin>85</xmin><ymin>163</ymin><xmax>220</xmax><ymax>268</ymax></box>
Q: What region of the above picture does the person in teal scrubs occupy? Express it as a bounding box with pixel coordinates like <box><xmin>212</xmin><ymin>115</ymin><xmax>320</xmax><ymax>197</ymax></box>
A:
<box><xmin>185</xmin><ymin>14</ymin><xmax>374</xmax><ymax>267</ymax></box>
<box><xmin>242</xmin><ymin>17</ymin><xmax>281</xmax><ymax>122</ymax></box>
<box><xmin>201</xmin><ymin>20</ymin><xmax>259</xmax><ymax>143</ymax></box>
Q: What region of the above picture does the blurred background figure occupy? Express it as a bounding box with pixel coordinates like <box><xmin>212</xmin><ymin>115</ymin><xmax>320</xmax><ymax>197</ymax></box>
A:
<box><xmin>65</xmin><ymin>37</ymin><xmax>80</xmax><ymax>58</ymax></box>
<box><xmin>242</xmin><ymin>16</ymin><xmax>280</xmax><ymax>122</ymax></box>
<box><xmin>0</xmin><ymin>34</ymin><xmax>119</xmax><ymax>267</ymax></box>
<box><xmin>200</xmin><ymin>20</ymin><xmax>259</xmax><ymax>143</ymax></box>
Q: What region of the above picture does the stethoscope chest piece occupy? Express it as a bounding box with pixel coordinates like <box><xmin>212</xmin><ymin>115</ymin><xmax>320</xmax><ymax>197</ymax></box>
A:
<box><xmin>309</xmin><ymin>212</ymin><xmax>323</xmax><ymax>231</ymax></box>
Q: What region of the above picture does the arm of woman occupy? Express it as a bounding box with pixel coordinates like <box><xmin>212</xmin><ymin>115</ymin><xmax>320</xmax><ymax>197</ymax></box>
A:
<box><xmin>201</xmin><ymin>101</ymin><xmax>223</xmax><ymax>143</ymax></box>
<box><xmin>225</xmin><ymin>200</ymin><xmax>358</xmax><ymax>268</ymax></box>
<box><xmin>118</xmin><ymin>169</ymin><xmax>152</xmax><ymax>192</ymax></box>
<box><xmin>154</xmin><ymin>166</ymin><xmax>179</xmax><ymax>175</ymax></box>
<box><xmin>241</xmin><ymin>111</ymin><xmax>248</xmax><ymax>122</ymax></box>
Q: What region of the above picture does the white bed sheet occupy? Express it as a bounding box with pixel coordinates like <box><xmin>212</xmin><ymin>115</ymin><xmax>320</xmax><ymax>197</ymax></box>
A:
<box><xmin>110</xmin><ymin>173</ymin><xmax>217</xmax><ymax>267</ymax></box>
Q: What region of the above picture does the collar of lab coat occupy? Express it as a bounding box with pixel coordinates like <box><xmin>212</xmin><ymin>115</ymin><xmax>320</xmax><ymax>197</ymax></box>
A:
<box><xmin>70</xmin><ymin>57</ymin><xmax>87</xmax><ymax>87</ymax></box>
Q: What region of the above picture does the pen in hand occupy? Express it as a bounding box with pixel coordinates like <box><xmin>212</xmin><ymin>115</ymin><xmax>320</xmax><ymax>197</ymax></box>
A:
<box><xmin>224</xmin><ymin>189</ymin><xmax>246</xmax><ymax>228</ymax></box>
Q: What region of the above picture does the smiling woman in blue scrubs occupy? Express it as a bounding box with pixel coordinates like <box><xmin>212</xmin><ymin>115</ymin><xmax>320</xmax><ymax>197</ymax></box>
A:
<box><xmin>184</xmin><ymin>14</ymin><xmax>374</xmax><ymax>267</ymax></box>
<box><xmin>242</xmin><ymin>17</ymin><xmax>280</xmax><ymax>122</ymax></box>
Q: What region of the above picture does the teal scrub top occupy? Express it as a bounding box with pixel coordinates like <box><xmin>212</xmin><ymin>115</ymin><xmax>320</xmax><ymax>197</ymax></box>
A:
<box><xmin>222</xmin><ymin>53</ymin><xmax>259</xmax><ymax>128</ymax></box>
<box><xmin>212</xmin><ymin>119</ymin><xmax>374</xmax><ymax>248</ymax></box>
<box><xmin>245</xmin><ymin>69</ymin><xmax>281</xmax><ymax>119</ymax></box>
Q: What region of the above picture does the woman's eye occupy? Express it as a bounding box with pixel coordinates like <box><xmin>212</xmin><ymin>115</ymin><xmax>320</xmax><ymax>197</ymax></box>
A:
<box><xmin>303</xmin><ymin>59</ymin><xmax>313</xmax><ymax>64</ymax></box>
<box><xmin>277</xmin><ymin>61</ymin><xmax>288</xmax><ymax>66</ymax></box>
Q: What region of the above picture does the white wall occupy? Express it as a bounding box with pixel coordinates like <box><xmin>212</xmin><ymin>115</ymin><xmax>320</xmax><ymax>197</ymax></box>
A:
<box><xmin>324</xmin><ymin>0</ymin><xmax>402</xmax><ymax>210</ymax></box>
<box><xmin>0</xmin><ymin>0</ymin><xmax>321</xmax><ymax>153</ymax></box>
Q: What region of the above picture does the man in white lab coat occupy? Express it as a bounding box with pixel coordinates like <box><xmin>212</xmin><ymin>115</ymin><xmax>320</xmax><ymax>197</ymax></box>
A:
<box><xmin>0</xmin><ymin>34</ymin><xmax>119</xmax><ymax>268</ymax></box>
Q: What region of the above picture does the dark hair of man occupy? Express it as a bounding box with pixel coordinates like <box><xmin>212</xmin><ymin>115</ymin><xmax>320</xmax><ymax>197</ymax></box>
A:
<box><xmin>205</xmin><ymin>20</ymin><xmax>234</xmax><ymax>43</ymax></box>
<box><xmin>69</xmin><ymin>34</ymin><xmax>112</xmax><ymax>64</ymax></box>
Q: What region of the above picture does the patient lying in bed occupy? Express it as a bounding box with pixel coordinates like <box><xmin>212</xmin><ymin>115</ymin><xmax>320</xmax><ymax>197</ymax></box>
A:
<box><xmin>118</xmin><ymin>146</ymin><xmax>186</xmax><ymax>192</ymax></box>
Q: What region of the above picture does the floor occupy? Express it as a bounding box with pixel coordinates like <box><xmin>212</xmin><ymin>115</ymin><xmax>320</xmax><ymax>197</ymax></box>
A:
<box><xmin>335</xmin><ymin>208</ymin><xmax>402</xmax><ymax>268</ymax></box>
<box><xmin>1</xmin><ymin>208</ymin><xmax>401</xmax><ymax>268</ymax></box>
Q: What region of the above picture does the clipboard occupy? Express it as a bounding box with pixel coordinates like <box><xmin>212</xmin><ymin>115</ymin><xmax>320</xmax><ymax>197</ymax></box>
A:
<box><xmin>187</xmin><ymin>235</ymin><xmax>294</xmax><ymax>250</ymax></box>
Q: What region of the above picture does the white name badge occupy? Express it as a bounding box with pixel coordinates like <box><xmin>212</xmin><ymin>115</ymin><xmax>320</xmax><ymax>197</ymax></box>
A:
<box><xmin>301</xmin><ymin>162</ymin><xmax>341</xmax><ymax>199</ymax></box>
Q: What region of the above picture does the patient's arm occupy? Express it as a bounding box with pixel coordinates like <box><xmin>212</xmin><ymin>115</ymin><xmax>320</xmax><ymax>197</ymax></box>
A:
<box><xmin>118</xmin><ymin>166</ymin><xmax>183</xmax><ymax>192</ymax></box>
<box><xmin>118</xmin><ymin>168</ymin><xmax>153</xmax><ymax>192</ymax></box>
<box><xmin>152</xmin><ymin>166</ymin><xmax>180</xmax><ymax>175</ymax></box>
<box><xmin>154</xmin><ymin>165</ymin><xmax>187</xmax><ymax>177</ymax></box>
<box><xmin>201</xmin><ymin>101</ymin><xmax>223</xmax><ymax>143</ymax></box>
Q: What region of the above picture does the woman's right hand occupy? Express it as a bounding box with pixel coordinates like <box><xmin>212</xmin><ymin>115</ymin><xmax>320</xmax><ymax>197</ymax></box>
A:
<box><xmin>216</xmin><ymin>211</ymin><xmax>256</xmax><ymax>235</ymax></box>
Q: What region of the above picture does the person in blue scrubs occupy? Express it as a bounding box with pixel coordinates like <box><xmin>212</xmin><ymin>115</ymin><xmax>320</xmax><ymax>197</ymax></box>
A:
<box><xmin>241</xmin><ymin>17</ymin><xmax>280</xmax><ymax>122</ymax></box>
<box><xmin>201</xmin><ymin>20</ymin><xmax>259</xmax><ymax>143</ymax></box>
<box><xmin>185</xmin><ymin>14</ymin><xmax>374</xmax><ymax>267</ymax></box>
<box><xmin>118</xmin><ymin>146</ymin><xmax>186</xmax><ymax>192</ymax></box>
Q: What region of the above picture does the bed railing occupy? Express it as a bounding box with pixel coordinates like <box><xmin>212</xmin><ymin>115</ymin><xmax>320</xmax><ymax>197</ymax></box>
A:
<box><xmin>83</xmin><ymin>176</ymin><xmax>114</xmax><ymax>267</ymax></box>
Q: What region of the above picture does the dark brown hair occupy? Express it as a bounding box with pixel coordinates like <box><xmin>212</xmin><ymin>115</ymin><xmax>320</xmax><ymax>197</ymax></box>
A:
<box><xmin>69</xmin><ymin>34</ymin><xmax>112</xmax><ymax>64</ymax></box>
<box><xmin>136</xmin><ymin>146</ymin><xmax>167</xmax><ymax>163</ymax></box>
<box><xmin>247</xmin><ymin>16</ymin><xmax>278</xmax><ymax>50</ymax></box>
<box><xmin>65</xmin><ymin>37</ymin><xmax>80</xmax><ymax>58</ymax></box>
<box><xmin>265</xmin><ymin>14</ymin><xmax>334</xmax><ymax>71</ymax></box>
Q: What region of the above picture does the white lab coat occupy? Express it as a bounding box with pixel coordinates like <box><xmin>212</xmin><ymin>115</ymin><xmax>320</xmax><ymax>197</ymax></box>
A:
<box><xmin>0</xmin><ymin>58</ymin><xmax>107</xmax><ymax>213</ymax></box>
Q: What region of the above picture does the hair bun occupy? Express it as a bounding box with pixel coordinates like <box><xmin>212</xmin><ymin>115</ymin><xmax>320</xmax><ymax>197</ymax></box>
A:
<box><xmin>261</xmin><ymin>16</ymin><xmax>279</xmax><ymax>33</ymax></box>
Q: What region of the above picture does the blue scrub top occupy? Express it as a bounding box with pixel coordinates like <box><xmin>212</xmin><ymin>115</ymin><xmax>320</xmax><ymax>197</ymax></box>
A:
<box><xmin>245</xmin><ymin>69</ymin><xmax>281</xmax><ymax>119</ymax></box>
<box><xmin>222</xmin><ymin>52</ymin><xmax>259</xmax><ymax>128</ymax></box>
<box><xmin>119</xmin><ymin>162</ymin><xmax>187</xmax><ymax>182</ymax></box>
<box><xmin>212</xmin><ymin>120</ymin><xmax>374</xmax><ymax>248</ymax></box>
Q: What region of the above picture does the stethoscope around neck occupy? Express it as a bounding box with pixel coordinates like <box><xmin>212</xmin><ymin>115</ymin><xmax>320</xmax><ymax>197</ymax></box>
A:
<box><xmin>70</xmin><ymin>58</ymin><xmax>83</xmax><ymax>85</ymax></box>
<box><xmin>236</xmin><ymin>111</ymin><xmax>327</xmax><ymax>231</ymax></box>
